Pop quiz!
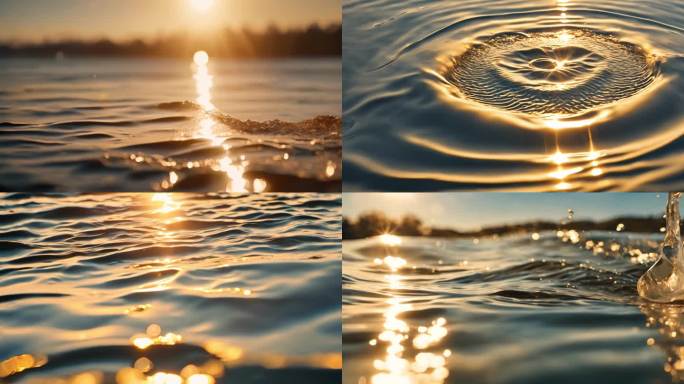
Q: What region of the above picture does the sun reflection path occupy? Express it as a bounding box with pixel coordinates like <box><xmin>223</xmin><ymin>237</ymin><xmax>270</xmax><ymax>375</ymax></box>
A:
<box><xmin>190</xmin><ymin>51</ymin><xmax>258</xmax><ymax>192</ymax></box>
<box><xmin>641</xmin><ymin>304</ymin><xmax>684</xmax><ymax>381</ymax></box>
<box><xmin>131</xmin><ymin>324</ymin><xmax>183</xmax><ymax>350</ymax></box>
<box><xmin>152</xmin><ymin>193</ymin><xmax>181</xmax><ymax>214</ymax></box>
<box><xmin>545</xmin><ymin>120</ymin><xmax>605</xmax><ymax>190</ymax></box>
<box><xmin>0</xmin><ymin>354</ymin><xmax>48</xmax><ymax>378</ymax></box>
<box><xmin>190</xmin><ymin>0</ymin><xmax>215</xmax><ymax>12</ymax></box>
<box><xmin>116</xmin><ymin>358</ymin><xmax>224</xmax><ymax>384</ymax></box>
<box><xmin>368</xmin><ymin>234</ymin><xmax>451</xmax><ymax>384</ymax></box>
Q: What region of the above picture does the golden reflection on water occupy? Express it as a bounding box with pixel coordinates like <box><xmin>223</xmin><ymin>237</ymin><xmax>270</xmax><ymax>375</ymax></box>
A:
<box><xmin>367</xmin><ymin>234</ymin><xmax>450</xmax><ymax>384</ymax></box>
<box><xmin>419</xmin><ymin>0</ymin><xmax>666</xmax><ymax>190</ymax></box>
<box><xmin>0</xmin><ymin>194</ymin><xmax>340</xmax><ymax>381</ymax></box>
<box><xmin>131</xmin><ymin>324</ymin><xmax>183</xmax><ymax>350</ymax></box>
<box><xmin>0</xmin><ymin>354</ymin><xmax>47</xmax><ymax>378</ymax></box>
<box><xmin>115</xmin><ymin>360</ymin><xmax>223</xmax><ymax>384</ymax></box>
<box><xmin>641</xmin><ymin>304</ymin><xmax>684</xmax><ymax>381</ymax></box>
<box><xmin>189</xmin><ymin>50</ymin><xmax>256</xmax><ymax>193</ymax></box>
<box><xmin>152</xmin><ymin>193</ymin><xmax>182</xmax><ymax>214</ymax></box>
<box><xmin>379</xmin><ymin>233</ymin><xmax>403</xmax><ymax>247</ymax></box>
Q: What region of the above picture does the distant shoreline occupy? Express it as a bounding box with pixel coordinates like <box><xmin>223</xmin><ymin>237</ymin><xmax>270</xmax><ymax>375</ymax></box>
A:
<box><xmin>343</xmin><ymin>212</ymin><xmax>671</xmax><ymax>240</ymax></box>
<box><xmin>0</xmin><ymin>23</ymin><xmax>341</xmax><ymax>59</ymax></box>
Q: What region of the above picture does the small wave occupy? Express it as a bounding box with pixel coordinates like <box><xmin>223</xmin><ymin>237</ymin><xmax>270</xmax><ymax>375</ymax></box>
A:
<box><xmin>0</xmin><ymin>240</ymin><xmax>32</xmax><ymax>251</ymax></box>
<box><xmin>0</xmin><ymin>193</ymin><xmax>341</xmax><ymax>381</ymax></box>
<box><xmin>0</xmin><ymin>293</ymin><xmax>68</xmax><ymax>303</ymax></box>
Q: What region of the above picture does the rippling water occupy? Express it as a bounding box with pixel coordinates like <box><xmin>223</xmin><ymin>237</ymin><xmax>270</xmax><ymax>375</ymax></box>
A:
<box><xmin>0</xmin><ymin>57</ymin><xmax>341</xmax><ymax>192</ymax></box>
<box><xmin>343</xmin><ymin>0</ymin><xmax>684</xmax><ymax>191</ymax></box>
<box><xmin>343</xmin><ymin>230</ymin><xmax>684</xmax><ymax>383</ymax></box>
<box><xmin>0</xmin><ymin>193</ymin><xmax>341</xmax><ymax>383</ymax></box>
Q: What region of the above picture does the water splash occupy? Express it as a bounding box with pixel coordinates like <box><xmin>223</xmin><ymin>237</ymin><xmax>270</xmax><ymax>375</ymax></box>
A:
<box><xmin>638</xmin><ymin>192</ymin><xmax>684</xmax><ymax>302</ymax></box>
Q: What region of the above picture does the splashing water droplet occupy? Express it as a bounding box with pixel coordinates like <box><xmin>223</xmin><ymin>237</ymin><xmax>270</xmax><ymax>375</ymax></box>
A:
<box><xmin>638</xmin><ymin>193</ymin><xmax>684</xmax><ymax>302</ymax></box>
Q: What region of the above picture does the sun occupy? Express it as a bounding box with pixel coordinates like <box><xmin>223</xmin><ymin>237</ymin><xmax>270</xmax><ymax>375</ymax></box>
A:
<box><xmin>190</xmin><ymin>0</ymin><xmax>215</xmax><ymax>12</ymax></box>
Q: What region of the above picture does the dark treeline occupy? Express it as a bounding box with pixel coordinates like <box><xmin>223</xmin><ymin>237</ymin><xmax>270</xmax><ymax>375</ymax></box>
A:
<box><xmin>343</xmin><ymin>211</ymin><xmax>672</xmax><ymax>240</ymax></box>
<box><xmin>0</xmin><ymin>23</ymin><xmax>341</xmax><ymax>59</ymax></box>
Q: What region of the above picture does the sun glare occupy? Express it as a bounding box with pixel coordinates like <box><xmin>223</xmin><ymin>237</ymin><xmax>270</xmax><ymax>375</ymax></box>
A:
<box><xmin>379</xmin><ymin>234</ymin><xmax>402</xmax><ymax>247</ymax></box>
<box><xmin>193</xmin><ymin>50</ymin><xmax>209</xmax><ymax>66</ymax></box>
<box><xmin>190</xmin><ymin>0</ymin><xmax>215</xmax><ymax>12</ymax></box>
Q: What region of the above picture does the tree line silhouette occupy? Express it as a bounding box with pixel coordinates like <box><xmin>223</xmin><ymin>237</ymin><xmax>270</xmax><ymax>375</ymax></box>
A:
<box><xmin>0</xmin><ymin>23</ymin><xmax>341</xmax><ymax>58</ymax></box>
<box><xmin>343</xmin><ymin>211</ymin><xmax>674</xmax><ymax>240</ymax></box>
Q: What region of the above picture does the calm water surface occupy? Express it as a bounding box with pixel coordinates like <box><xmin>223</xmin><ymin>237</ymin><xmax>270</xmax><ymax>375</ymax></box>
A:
<box><xmin>344</xmin><ymin>230</ymin><xmax>684</xmax><ymax>384</ymax></box>
<box><xmin>0</xmin><ymin>58</ymin><xmax>341</xmax><ymax>192</ymax></box>
<box><xmin>0</xmin><ymin>193</ymin><xmax>341</xmax><ymax>383</ymax></box>
<box><xmin>343</xmin><ymin>0</ymin><xmax>684</xmax><ymax>191</ymax></box>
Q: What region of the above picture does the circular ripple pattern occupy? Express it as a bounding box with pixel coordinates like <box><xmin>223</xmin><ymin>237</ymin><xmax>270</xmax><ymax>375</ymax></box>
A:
<box><xmin>445</xmin><ymin>28</ymin><xmax>660</xmax><ymax>116</ymax></box>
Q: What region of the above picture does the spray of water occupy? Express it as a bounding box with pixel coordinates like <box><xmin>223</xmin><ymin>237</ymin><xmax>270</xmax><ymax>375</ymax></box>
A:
<box><xmin>638</xmin><ymin>192</ymin><xmax>684</xmax><ymax>302</ymax></box>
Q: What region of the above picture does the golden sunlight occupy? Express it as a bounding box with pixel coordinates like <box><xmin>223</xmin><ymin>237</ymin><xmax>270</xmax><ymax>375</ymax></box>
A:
<box><xmin>193</xmin><ymin>50</ymin><xmax>209</xmax><ymax>66</ymax></box>
<box><xmin>152</xmin><ymin>193</ymin><xmax>181</xmax><ymax>214</ymax></box>
<box><xmin>193</xmin><ymin>51</ymin><xmax>214</xmax><ymax>111</ymax></box>
<box><xmin>379</xmin><ymin>234</ymin><xmax>402</xmax><ymax>247</ymax></box>
<box><xmin>369</xmin><ymin>241</ymin><xmax>450</xmax><ymax>384</ymax></box>
<box><xmin>190</xmin><ymin>50</ymin><xmax>250</xmax><ymax>192</ymax></box>
<box><xmin>190</xmin><ymin>0</ymin><xmax>215</xmax><ymax>12</ymax></box>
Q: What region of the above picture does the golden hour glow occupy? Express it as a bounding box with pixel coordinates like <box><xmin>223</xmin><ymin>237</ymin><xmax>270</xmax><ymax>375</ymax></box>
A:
<box><xmin>152</xmin><ymin>193</ymin><xmax>181</xmax><ymax>213</ymax></box>
<box><xmin>379</xmin><ymin>233</ymin><xmax>402</xmax><ymax>247</ymax></box>
<box><xmin>203</xmin><ymin>341</ymin><xmax>245</xmax><ymax>363</ymax></box>
<box><xmin>131</xmin><ymin>325</ymin><xmax>182</xmax><ymax>350</ymax></box>
<box><xmin>641</xmin><ymin>303</ymin><xmax>684</xmax><ymax>381</ymax></box>
<box><xmin>190</xmin><ymin>50</ymin><xmax>250</xmax><ymax>192</ymax></box>
<box><xmin>193</xmin><ymin>50</ymin><xmax>209</xmax><ymax>66</ymax></box>
<box><xmin>559</xmin><ymin>31</ymin><xmax>572</xmax><ymax>43</ymax></box>
<box><xmin>0</xmin><ymin>354</ymin><xmax>48</xmax><ymax>378</ymax></box>
<box><xmin>190</xmin><ymin>0</ymin><xmax>215</xmax><ymax>12</ymax></box>
<box><xmin>368</xmin><ymin>237</ymin><xmax>450</xmax><ymax>384</ymax></box>
<box><xmin>0</xmin><ymin>194</ymin><xmax>340</xmax><ymax>384</ymax></box>
<box><xmin>193</xmin><ymin>52</ymin><xmax>214</xmax><ymax>111</ymax></box>
<box><xmin>550</xmin><ymin>150</ymin><xmax>568</xmax><ymax>165</ymax></box>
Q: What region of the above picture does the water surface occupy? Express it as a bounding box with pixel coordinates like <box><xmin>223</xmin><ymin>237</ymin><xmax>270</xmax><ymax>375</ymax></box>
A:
<box><xmin>344</xmin><ymin>230</ymin><xmax>684</xmax><ymax>383</ymax></box>
<box><xmin>0</xmin><ymin>57</ymin><xmax>341</xmax><ymax>192</ymax></box>
<box><xmin>0</xmin><ymin>193</ymin><xmax>341</xmax><ymax>383</ymax></box>
<box><xmin>343</xmin><ymin>0</ymin><xmax>684</xmax><ymax>191</ymax></box>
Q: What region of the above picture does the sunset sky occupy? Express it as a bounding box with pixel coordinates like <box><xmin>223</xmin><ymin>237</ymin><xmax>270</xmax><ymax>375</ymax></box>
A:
<box><xmin>344</xmin><ymin>193</ymin><xmax>667</xmax><ymax>230</ymax></box>
<box><xmin>0</xmin><ymin>0</ymin><xmax>341</xmax><ymax>42</ymax></box>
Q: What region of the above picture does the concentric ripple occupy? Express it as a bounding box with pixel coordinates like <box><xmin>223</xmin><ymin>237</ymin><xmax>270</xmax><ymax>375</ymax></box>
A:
<box><xmin>444</xmin><ymin>28</ymin><xmax>661</xmax><ymax>116</ymax></box>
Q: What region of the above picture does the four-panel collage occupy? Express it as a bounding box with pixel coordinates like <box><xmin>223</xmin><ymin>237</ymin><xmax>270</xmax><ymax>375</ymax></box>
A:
<box><xmin>1</xmin><ymin>0</ymin><xmax>683</xmax><ymax>383</ymax></box>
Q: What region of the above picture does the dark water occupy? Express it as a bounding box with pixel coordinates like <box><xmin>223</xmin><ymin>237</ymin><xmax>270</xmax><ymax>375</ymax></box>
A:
<box><xmin>0</xmin><ymin>58</ymin><xmax>341</xmax><ymax>192</ymax></box>
<box><xmin>343</xmin><ymin>0</ymin><xmax>684</xmax><ymax>191</ymax></box>
<box><xmin>343</xmin><ymin>230</ymin><xmax>684</xmax><ymax>383</ymax></box>
<box><xmin>0</xmin><ymin>193</ymin><xmax>341</xmax><ymax>383</ymax></box>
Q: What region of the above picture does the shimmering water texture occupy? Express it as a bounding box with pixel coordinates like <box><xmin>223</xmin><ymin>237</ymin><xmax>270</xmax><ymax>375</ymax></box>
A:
<box><xmin>343</xmin><ymin>227</ymin><xmax>684</xmax><ymax>383</ymax></box>
<box><xmin>343</xmin><ymin>0</ymin><xmax>684</xmax><ymax>191</ymax></box>
<box><xmin>0</xmin><ymin>193</ymin><xmax>341</xmax><ymax>383</ymax></box>
<box><xmin>0</xmin><ymin>56</ymin><xmax>341</xmax><ymax>192</ymax></box>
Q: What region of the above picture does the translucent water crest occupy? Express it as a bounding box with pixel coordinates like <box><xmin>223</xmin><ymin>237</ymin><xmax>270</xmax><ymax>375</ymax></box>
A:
<box><xmin>638</xmin><ymin>192</ymin><xmax>684</xmax><ymax>302</ymax></box>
